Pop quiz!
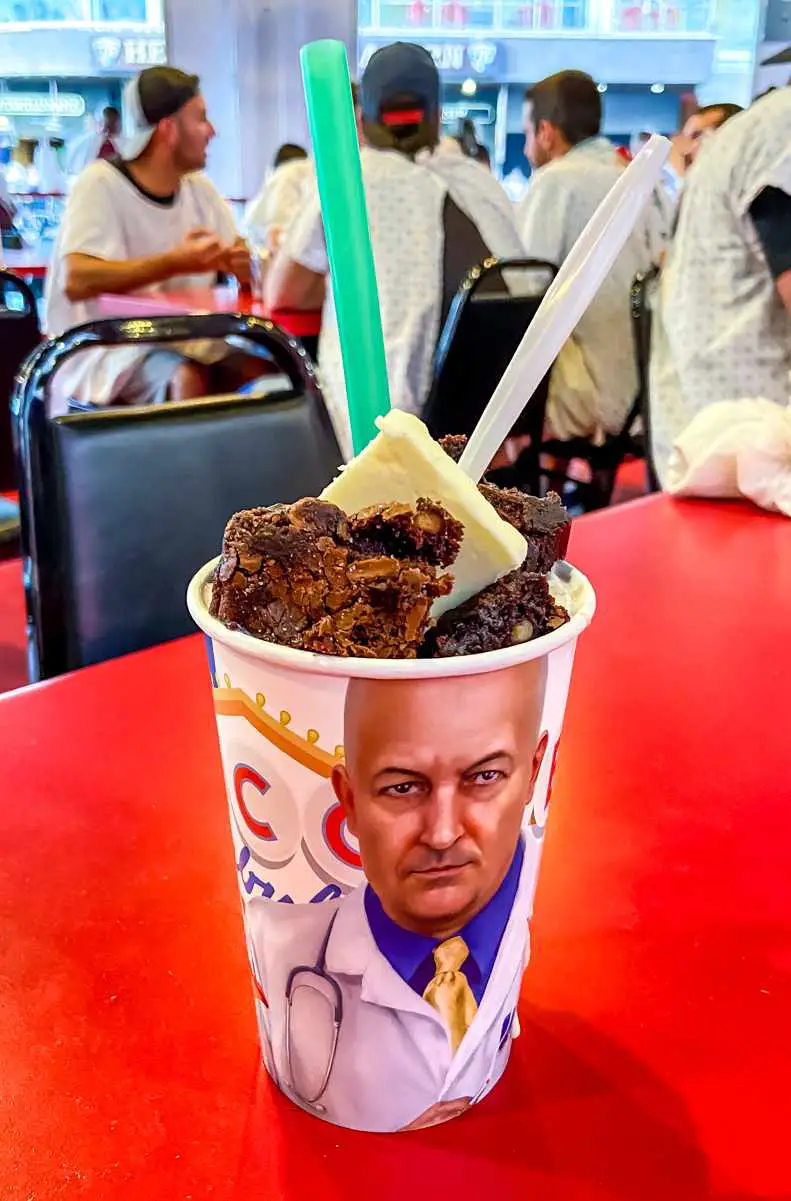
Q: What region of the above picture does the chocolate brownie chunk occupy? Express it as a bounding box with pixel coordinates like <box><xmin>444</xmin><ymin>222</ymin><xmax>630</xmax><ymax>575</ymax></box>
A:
<box><xmin>210</xmin><ymin>497</ymin><xmax>463</xmax><ymax>659</ymax></box>
<box><xmin>479</xmin><ymin>485</ymin><xmax>570</xmax><ymax>571</ymax></box>
<box><xmin>429</xmin><ymin>567</ymin><xmax>569</xmax><ymax>659</ymax></box>
<box><xmin>438</xmin><ymin>434</ymin><xmax>468</xmax><ymax>465</ymax></box>
<box><xmin>439</xmin><ymin>435</ymin><xmax>571</xmax><ymax>569</ymax></box>
<box><xmin>350</xmin><ymin>499</ymin><xmax>461</xmax><ymax>566</ymax></box>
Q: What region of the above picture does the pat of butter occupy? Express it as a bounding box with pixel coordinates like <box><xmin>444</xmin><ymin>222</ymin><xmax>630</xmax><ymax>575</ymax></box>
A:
<box><xmin>321</xmin><ymin>411</ymin><xmax>527</xmax><ymax>616</ymax></box>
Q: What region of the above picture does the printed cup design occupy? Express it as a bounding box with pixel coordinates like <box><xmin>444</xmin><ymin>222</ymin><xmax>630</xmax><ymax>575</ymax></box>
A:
<box><xmin>189</xmin><ymin>562</ymin><xmax>595</xmax><ymax>1133</ymax></box>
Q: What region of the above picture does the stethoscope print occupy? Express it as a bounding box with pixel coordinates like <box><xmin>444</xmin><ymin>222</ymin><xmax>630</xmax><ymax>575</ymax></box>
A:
<box><xmin>284</xmin><ymin>910</ymin><xmax>342</xmax><ymax>1110</ymax></box>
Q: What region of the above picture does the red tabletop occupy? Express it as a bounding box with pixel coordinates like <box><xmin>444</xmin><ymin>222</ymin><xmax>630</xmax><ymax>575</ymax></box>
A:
<box><xmin>2</xmin><ymin>244</ymin><xmax>50</xmax><ymax>279</ymax></box>
<box><xmin>2</xmin><ymin>495</ymin><xmax>790</xmax><ymax>1200</ymax></box>
<box><xmin>0</xmin><ymin>557</ymin><xmax>25</xmax><ymax>695</ymax></box>
<box><xmin>98</xmin><ymin>287</ymin><xmax>322</xmax><ymax>342</ymax></box>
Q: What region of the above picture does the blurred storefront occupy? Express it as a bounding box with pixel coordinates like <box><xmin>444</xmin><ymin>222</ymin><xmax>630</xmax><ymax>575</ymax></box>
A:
<box><xmin>0</xmin><ymin>0</ymin><xmax>165</xmax><ymax>189</ymax></box>
<box><xmin>755</xmin><ymin>0</ymin><xmax>791</xmax><ymax>96</ymax></box>
<box><xmin>358</xmin><ymin>0</ymin><xmax>764</xmax><ymax>177</ymax></box>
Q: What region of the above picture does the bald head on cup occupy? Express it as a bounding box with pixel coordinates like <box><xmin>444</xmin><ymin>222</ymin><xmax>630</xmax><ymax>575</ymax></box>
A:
<box><xmin>332</xmin><ymin>662</ymin><xmax>549</xmax><ymax>941</ymax></box>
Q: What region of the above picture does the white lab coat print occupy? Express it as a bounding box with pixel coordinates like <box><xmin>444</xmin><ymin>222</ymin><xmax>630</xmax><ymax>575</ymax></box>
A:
<box><xmin>245</xmin><ymin>845</ymin><xmax>537</xmax><ymax>1133</ymax></box>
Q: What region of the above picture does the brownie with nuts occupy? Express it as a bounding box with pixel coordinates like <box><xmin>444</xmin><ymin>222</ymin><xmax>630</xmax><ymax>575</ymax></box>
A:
<box><xmin>439</xmin><ymin>435</ymin><xmax>571</xmax><ymax>570</ymax></box>
<box><xmin>209</xmin><ymin>497</ymin><xmax>463</xmax><ymax>659</ymax></box>
<box><xmin>429</xmin><ymin>567</ymin><xmax>569</xmax><ymax>659</ymax></box>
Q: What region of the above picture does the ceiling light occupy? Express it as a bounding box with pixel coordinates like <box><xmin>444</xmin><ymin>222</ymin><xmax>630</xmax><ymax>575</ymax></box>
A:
<box><xmin>461</xmin><ymin>78</ymin><xmax>478</xmax><ymax>97</ymax></box>
<box><xmin>597</xmin><ymin>83</ymin><xmax>608</xmax><ymax>93</ymax></box>
<box><xmin>650</xmin><ymin>83</ymin><xmax>666</xmax><ymax>94</ymax></box>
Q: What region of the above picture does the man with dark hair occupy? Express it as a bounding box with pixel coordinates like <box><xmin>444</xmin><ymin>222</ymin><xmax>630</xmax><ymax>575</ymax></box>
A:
<box><xmin>267</xmin><ymin>42</ymin><xmax>522</xmax><ymax>457</ymax></box>
<box><xmin>523</xmin><ymin>69</ymin><xmax>602</xmax><ymax>165</ymax></box>
<box><xmin>517</xmin><ymin>69</ymin><xmax>659</xmax><ymax>442</ymax></box>
<box><xmin>273</xmin><ymin>143</ymin><xmax>307</xmax><ymax>169</ymax></box>
<box><xmin>46</xmin><ymin>65</ymin><xmax>252</xmax><ymax>414</ymax></box>
<box><xmin>675</xmin><ymin>102</ymin><xmax>743</xmax><ymax>175</ymax></box>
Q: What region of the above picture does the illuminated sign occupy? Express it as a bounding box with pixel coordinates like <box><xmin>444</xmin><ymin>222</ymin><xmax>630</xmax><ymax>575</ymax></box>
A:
<box><xmin>0</xmin><ymin>93</ymin><xmax>85</xmax><ymax>118</ymax></box>
<box><xmin>91</xmin><ymin>35</ymin><xmax>167</xmax><ymax>70</ymax></box>
<box><xmin>359</xmin><ymin>39</ymin><xmax>504</xmax><ymax>78</ymax></box>
<box><xmin>442</xmin><ymin>102</ymin><xmax>496</xmax><ymax>125</ymax></box>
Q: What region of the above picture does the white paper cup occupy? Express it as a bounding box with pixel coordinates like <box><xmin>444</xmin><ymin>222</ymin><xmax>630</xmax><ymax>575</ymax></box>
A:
<box><xmin>188</xmin><ymin>561</ymin><xmax>595</xmax><ymax>1133</ymax></box>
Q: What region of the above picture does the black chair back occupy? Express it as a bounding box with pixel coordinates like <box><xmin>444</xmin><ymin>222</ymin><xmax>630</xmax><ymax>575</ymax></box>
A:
<box><xmin>423</xmin><ymin>259</ymin><xmax>557</xmax><ymax>472</ymax></box>
<box><xmin>631</xmin><ymin>266</ymin><xmax>661</xmax><ymax>492</ymax></box>
<box><xmin>0</xmin><ymin>269</ymin><xmax>40</xmax><ymax>490</ymax></box>
<box><xmin>12</xmin><ymin>313</ymin><xmax>342</xmax><ymax>681</ymax></box>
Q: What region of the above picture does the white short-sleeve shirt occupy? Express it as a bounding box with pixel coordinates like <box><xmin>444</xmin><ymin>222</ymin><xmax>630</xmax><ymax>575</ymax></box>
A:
<box><xmin>45</xmin><ymin>160</ymin><xmax>238</xmax><ymax>410</ymax></box>
<box><xmin>244</xmin><ymin>158</ymin><xmax>315</xmax><ymax>245</ymax></box>
<box><xmin>517</xmin><ymin>137</ymin><xmax>658</xmax><ymax>441</ymax></box>
<box><xmin>650</xmin><ymin>89</ymin><xmax>791</xmax><ymax>484</ymax></box>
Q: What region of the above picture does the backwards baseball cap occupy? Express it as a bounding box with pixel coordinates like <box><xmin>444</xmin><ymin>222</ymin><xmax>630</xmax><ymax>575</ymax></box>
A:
<box><xmin>122</xmin><ymin>66</ymin><xmax>200</xmax><ymax>161</ymax></box>
<box><xmin>361</xmin><ymin>42</ymin><xmax>440</xmax><ymax>128</ymax></box>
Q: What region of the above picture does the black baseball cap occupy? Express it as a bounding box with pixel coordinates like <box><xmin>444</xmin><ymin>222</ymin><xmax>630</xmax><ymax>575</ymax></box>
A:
<box><xmin>361</xmin><ymin>43</ymin><xmax>440</xmax><ymax>128</ymax></box>
<box><xmin>122</xmin><ymin>66</ymin><xmax>200</xmax><ymax>161</ymax></box>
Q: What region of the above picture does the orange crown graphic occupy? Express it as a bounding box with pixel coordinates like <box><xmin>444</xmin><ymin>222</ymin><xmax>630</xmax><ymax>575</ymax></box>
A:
<box><xmin>213</xmin><ymin>677</ymin><xmax>344</xmax><ymax>778</ymax></box>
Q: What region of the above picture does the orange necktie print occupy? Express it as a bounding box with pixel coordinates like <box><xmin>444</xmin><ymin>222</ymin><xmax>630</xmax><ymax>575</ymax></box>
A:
<box><xmin>423</xmin><ymin>936</ymin><xmax>478</xmax><ymax>1053</ymax></box>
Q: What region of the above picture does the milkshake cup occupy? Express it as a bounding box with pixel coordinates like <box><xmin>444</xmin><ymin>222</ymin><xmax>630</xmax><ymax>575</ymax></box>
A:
<box><xmin>188</xmin><ymin>560</ymin><xmax>595</xmax><ymax>1133</ymax></box>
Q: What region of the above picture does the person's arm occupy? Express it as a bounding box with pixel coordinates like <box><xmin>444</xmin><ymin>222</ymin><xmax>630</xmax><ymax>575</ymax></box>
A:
<box><xmin>749</xmin><ymin>185</ymin><xmax>791</xmax><ymax>315</ymax></box>
<box><xmin>265</xmin><ymin>189</ymin><xmax>327</xmax><ymax>311</ymax></box>
<box><xmin>222</xmin><ymin>236</ymin><xmax>252</xmax><ymax>286</ymax></box>
<box><xmin>64</xmin><ymin>228</ymin><xmax>229</xmax><ymax>302</ymax></box>
<box><xmin>266</xmin><ymin>253</ymin><xmax>326</xmax><ymax>311</ymax></box>
<box><xmin>187</xmin><ymin>175</ymin><xmax>251</xmax><ymax>286</ymax></box>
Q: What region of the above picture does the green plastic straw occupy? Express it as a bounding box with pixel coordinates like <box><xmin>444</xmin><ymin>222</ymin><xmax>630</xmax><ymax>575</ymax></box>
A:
<box><xmin>300</xmin><ymin>40</ymin><xmax>391</xmax><ymax>454</ymax></box>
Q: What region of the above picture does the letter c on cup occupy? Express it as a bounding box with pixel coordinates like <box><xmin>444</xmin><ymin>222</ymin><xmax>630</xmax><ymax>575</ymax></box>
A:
<box><xmin>229</xmin><ymin>756</ymin><xmax>301</xmax><ymax>870</ymax></box>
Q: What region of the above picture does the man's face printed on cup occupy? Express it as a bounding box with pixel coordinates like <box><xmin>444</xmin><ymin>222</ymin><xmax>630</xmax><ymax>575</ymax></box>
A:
<box><xmin>332</xmin><ymin>661</ymin><xmax>549</xmax><ymax>940</ymax></box>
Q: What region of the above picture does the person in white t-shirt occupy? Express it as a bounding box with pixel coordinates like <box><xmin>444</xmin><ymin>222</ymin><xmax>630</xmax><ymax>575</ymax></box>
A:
<box><xmin>45</xmin><ymin>65</ymin><xmax>252</xmax><ymax>415</ymax></box>
<box><xmin>266</xmin><ymin>42</ymin><xmax>523</xmax><ymax>458</ymax></box>
<box><xmin>245</xmin><ymin>144</ymin><xmax>314</xmax><ymax>252</ymax></box>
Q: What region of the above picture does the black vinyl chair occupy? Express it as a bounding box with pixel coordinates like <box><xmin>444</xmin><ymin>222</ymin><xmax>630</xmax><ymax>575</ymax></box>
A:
<box><xmin>0</xmin><ymin>269</ymin><xmax>40</xmax><ymax>491</ymax></box>
<box><xmin>12</xmin><ymin>312</ymin><xmax>342</xmax><ymax>682</ymax></box>
<box><xmin>539</xmin><ymin>275</ymin><xmax>657</xmax><ymax>510</ymax></box>
<box><xmin>422</xmin><ymin>258</ymin><xmax>557</xmax><ymax>495</ymax></box>
<box><xmin>631</xmin><ymin>266</ymin><xmax>661</xmax><ymax>493</ymax></box>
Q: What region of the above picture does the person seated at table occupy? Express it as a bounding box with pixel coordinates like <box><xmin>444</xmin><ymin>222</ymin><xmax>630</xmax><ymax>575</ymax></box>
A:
<box><xmin>516</xmin><ymin>70</ymin><xmax>660</xmax><ymax>444</ymax></box>
<box><xmin>650</xmin><ymin>87</ymin><xmax>791</xmax><ymax>485</ymax></box>
<box><xmin>654</xmin><ymin>103</ymin><xmax>743</xmax><ymax>225</ymax></box>
<box><xmin>66</xmin><ymin>106</ymin><xmax>125</xmax><ymax>177</ymax></box>
<box><xmin>244</xmin><ymin>143</ymin><xmax>314</xmax><ymax>253</ymax></box>
<box><xmin>45</xmin><ymin>65</ymin><xmax>254</xmax><ymax>417</ymax></box>
<box><xmin>0</xmin><ymin>166</ymin><xmax>21</xmax><ymax>250</ymax></box>
<box><xmin>265</xmin><ymin>42</ymin><xmax>523</xmax><ymax>458</ymax></box>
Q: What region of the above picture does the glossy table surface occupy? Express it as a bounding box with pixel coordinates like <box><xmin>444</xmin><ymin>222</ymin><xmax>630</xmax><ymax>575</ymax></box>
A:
<box><xmin>2</xmin><ymin>495</ymin><xmax>790</xmax><ymax>1200</ymax></box>
<box><xmin>98</xmin><ymin>286</ymin><xmax>322</xmax><ymax>342</ymax></box>
<box><xmin>1</xmin><ymin>243</ymin><xmax>51</xmax><ymax>278</ymax></box>
<box><xmin>0</xmin><ymin>557</ymin><xmax>25</xmax><ymax>694</ymax></box>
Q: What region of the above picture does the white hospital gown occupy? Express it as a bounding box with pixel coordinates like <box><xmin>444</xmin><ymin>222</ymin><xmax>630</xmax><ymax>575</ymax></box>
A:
<box><xmin>285</xmin><ymin>147</ymin><xmax>524</xmax><ymax>459</ymax></box>
<box><xmin>650</xmin><ymin>88</ymin><xmax>791</xmax><ymax>486</ymax></box>
<box><xmin>517</xmin><ymin>137</ymin><xmax>660</xmax><ymax>442</ymax></box>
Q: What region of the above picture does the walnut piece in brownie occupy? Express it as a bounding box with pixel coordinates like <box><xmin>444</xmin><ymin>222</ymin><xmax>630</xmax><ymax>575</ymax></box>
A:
<box><xmin>439</xmin><ymin>434</ymin><xmax>571</xmax><ymax>569</ymax></box>
<box><xmin>209</xmin><ymin>497</ymin><xmax>463</xmax><ymax>659</ymax></box>
<box><xmin>429</xmin><ymin>567</ymin><xmax>569</xmax><ymax>659</ymax></box>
